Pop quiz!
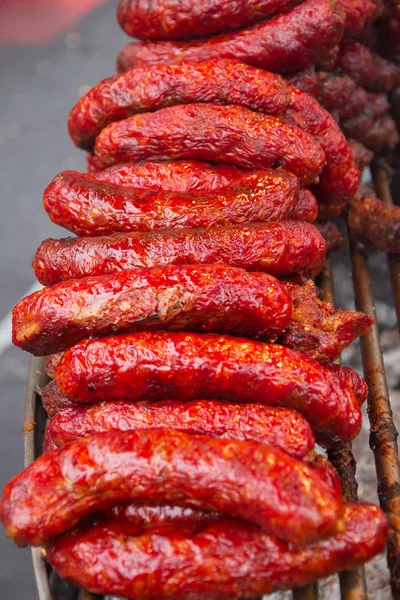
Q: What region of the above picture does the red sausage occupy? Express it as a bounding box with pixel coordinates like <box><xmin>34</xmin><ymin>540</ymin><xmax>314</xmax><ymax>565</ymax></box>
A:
<box><xmin>43</xmin><ymin>399</ymin><xmax>315</xmax><ymax>457</ymax></box>
<box><xmin>41</xmin><ymin>381</ymin><xmax>79</xmax><ymax>418</ymax></box>
<box><xmin>69</xmin><ymin>59</ymin><xmax>291</xmax><ymax>150</ymax></box>
<box><xmin>54</xmin><ymin>332</ymin><xmax>362</xmax><ymax>443</ymax></box>
<box><xmin>93</xmin><ymin>104</ymin><xmax>325</xmax><ymax>185</ymax></box>
<box><xmin>116</xmin><ymin>0</ymin><xmax>345</xmax><ymax>74</ymax></box>
<box><xmin>285</xmin><ymin>88</ymin><xmax>360</xmax><ymax>215</ymax></box>
<box><xmin>103</xmin><ymin>503</ymin><xmax>223</xmax><ymax>527</ymax></box>
<box><xmin>43</xmin><ymin>169</ymin><xmax>308</xmax><ymax>237</ymax></box>
<box><xmin>13</xmin><ymin>265</ymin><xmax>291</xmax><ymax>356</ymax></box>
<box><xmin>32</xmin><ymin>221</ymin><xmax>326</xmax><ymax>286</ymax></box>
<box><xmin>0</xmin><ymin>429</ymin><xmax>343</xmax><ymax>547</ymax></box>
<box><xmin>336</xmin><ymin>40</ymin><xmax>400</xmax><ymax>92</ymax></box>
<box><xmin>117</xmin><ymin>0</ymin><xmax>305</xmax><ymax>40</ymax></box>
<box><xmin>91</xmin><ymin>162</ymin><xmax>317</xmax><ymax>222</ymax></box>
<box><xmin>46</xmin><ymin>504</ymin><xmax>388</xmax><ymax>600</ymax></box>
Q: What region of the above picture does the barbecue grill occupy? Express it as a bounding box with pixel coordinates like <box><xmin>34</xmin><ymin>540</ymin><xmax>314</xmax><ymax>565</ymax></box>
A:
<box><xmin>24</xmin><ymin>161</ymin><xmax>400</xmax><ymax>600</ymax></box>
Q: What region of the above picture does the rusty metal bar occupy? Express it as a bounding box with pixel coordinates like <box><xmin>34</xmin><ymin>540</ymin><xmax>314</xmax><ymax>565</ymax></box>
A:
<box><xmin>348</xmin><ymin>225</ymin><xmax>400</xmax><ymax>598</ymax></box>
<box><xmin>371</xmin><ymin>161</ymin><xmax>400</xmax><ymax>328</ymax></box>
<box><xmin>292</xmin><ymin>583</ymin><xmax>319</xmax><ymax>600</ymax></box>
<box><xmin>317</xmin><ymin>261</ymin><xmax>368</xmax><ymax>600</ymax></box>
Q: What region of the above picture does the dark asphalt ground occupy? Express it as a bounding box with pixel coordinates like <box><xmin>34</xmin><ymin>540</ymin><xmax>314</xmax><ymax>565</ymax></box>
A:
<box><xmin>0</xmin><ymin>2</ymin><xmax>126</xmax><ymax>595</ymax></box>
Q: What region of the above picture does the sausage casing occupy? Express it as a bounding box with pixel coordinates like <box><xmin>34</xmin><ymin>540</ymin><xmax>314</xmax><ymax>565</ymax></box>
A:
<box><xmin>46</xmin><ymin>503</ymin><xmax>388</xmax><ymax>600</ymax></box>
<box><xmin>14</xmin><ymin>265</ymin><xmax>291</xmax><ymax>355</ymax></box>
<box><xmin>54</xmin><ymin>332</ymin><xmax>362</xmax><ymax>443</ymax></box>
<box><xmin>0</xmin><ymin>429</ymin><xmax>342</xmax><ymax>547</ymax></box>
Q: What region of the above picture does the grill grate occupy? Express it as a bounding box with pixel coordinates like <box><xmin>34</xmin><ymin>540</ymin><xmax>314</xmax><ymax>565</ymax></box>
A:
<box><xmin>24</xmin><ymin>166</ymin><xmax>400</xmax><ymax>600</ymax></box>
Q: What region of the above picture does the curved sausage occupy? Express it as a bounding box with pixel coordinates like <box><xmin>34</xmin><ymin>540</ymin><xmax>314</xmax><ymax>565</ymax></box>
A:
<box><xmin>93</xmin><ymin>104</ymin><xmax>325</xmax><ymax>185</ymax></box>
<box><xmin>116</xmin><ymin>0</ymin><xmax>345</xmax><ymax>74</ymax></box>
<box><xmin>69</xmin><ymin>60</ymin><xmax>291</xmax><ymax>150</ymax></box>
<box><xmin>32</xmin><ymin>221</ymin><xmax>326</xmax><ymax>286</ymax></box>
<box><xmin>117</xmin><ymin>0</ymin><xmax>305</xmax><ymax>40</ymax></box>
<box><xmin>13</xmin><ymin>265</ymin><xmax>291</xmax><ymax>355</ymax></box>
<box><xmin>46</xmin><ymin>503</ymin><xmax>388</xmax><ymax>600</ymax></box>
<box><xmin>43</xmin><ymin>399</ymin><xmax>315</xmax><ymax>457</ymax></box>
<box><xmin>54</xmin><ymin>331</ymin><xmax>362</xmax><ymax>443</ymax></box>
<box><xmin>0</xmin><ymin>429</ymin><xmax>343</xmax><ymax>547</ymax></box>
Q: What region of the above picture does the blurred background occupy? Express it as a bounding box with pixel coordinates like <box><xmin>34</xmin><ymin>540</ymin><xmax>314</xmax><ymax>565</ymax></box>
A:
<box><xmin>0</xmin><ymin>1</ymin><xmax>127</xmax><ymax>595</ymax></box>
<box><xmin>0</xmin><ymin>1</ymin><xmax>399</xmax><ymax>598</ymax></box>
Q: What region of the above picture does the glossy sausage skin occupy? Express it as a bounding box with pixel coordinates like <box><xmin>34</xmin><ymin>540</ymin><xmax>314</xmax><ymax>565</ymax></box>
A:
<box><xmin>69</xmin><ymin>59</ymin><xmax>291</xmax><ymax>150</ymax></box>
<box><xmin>43</xmin><ymin>399</ymin><xmax>315</xmax><ymax>457</ymax></box>
<box><xmin>103</xmin><ymin>503</ymin><xmax>223</xmax><ymax>527</ymax></box>
<box><xmin>348</xmin><ymin>193</ymin><xmax>400</xmax><ymax>253</ymax></box>
<box><xmin>43</xmin><ymin>168</ymin><xmax>303</xmax><ymax>237</ymax></box>
<box><xmin>116</xmin><ymin>0</ymin><xmax>345</xmax><ymax>73</ymax></box>
<box><xmin>117</xmin><ymin>0</ymin><xmax>304</xmax><ymax>40</ymax></box>
<box><xmin>336</xmin><ymin>40</ymin><xmax>400</xmax><ymax>92</ymax></box>
<box><xmin>32</xmin><ymin>221</ymin><xmax>326</xmax><ymax>286</ymax></box>
<box><xmin>285</xmin><ymin>88</ymin><xmax>360</xmax><ymax>215</ymax></box>
<box><xmin>325</xmin><ymin>363</ymin><xmax>368</xmax><ymax>406</ymax></box>
<box><xmin>280</xmin><ymin>278</ymin><xmax>373</xmax><ymax>362</ymax></box>
<box><xmin>0</xmin><ymin>429</ymin><xmax>343</xmax><ymax>547</ymax></box>
<box><xmin>54</xmin><ymin>332</ymin><xmax>362</xmax><ymax>443</ymax></box>
<box><xmin>13</xmin><ymin>265</ymin><xmax>291</xmax><ymax>356</ymax></box>
<box><xmin>93</xmin><ymin>104</ymin><xmax>325</xmax><ymax>185</ymax></box>
<box><xmin>91</xmin><ymin>161</ymin><xmax>318</xmax><ymax>222</ymax></box>
<box><xmin>46</xmin><ymin>504</ymin><xmax>388</xmax><ymax>600</ymax></box>
<box><xmin>78</xmin><ymin>59</ymin><xmax>356</xmax><ymax>207</ymax></box>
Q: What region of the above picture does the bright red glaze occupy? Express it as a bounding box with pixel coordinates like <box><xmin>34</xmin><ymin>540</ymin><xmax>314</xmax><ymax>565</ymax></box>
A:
<box><xmin>325</xmin><ymin>363</ymin><xmax>368</xmax><ymax>406</ymax></box>
<box><xmin>32</xmin><ymin>221</ymin><xmax>326</xmax><ymax>286</ymax></box>
<box><xmin>43</xmin><ymin>168</ymin><xmax>305</xmax><ymax>237</ymax></box>
<box><xmin>316</xmin><ymin>71</ymin><xmax>368</xmax><ymax>119</ymax></box>
<box><xmin>348</xmin><ymin>139</ymin><xmax>374</xmax><ymax>172</ymax></box>
<box><xmin>43</xmin><ymin>399</ymin><xmax>315</xmax><ymax>457</ymax></box>
<box><xmin>69</xmin><ymin>59</ymin><xmax>291</xmax><ymax>150</ymax></box>
<box><xmin>340</xmin><ymin>0</ymin><xmax>383</xmax><ymax>36</ymax></box>
<box><xmin>92</xmin><ymin>160</ymin><xmax>248</xmax><ymax>191</ymax></box>
<box><xmin>315</xmin><ymin>221</ymin><xmax>344</xmax><ymax>254</ymax></box>
<box><xmin>285</xmin><ymin>88</ymin><xmax>360</xmax><ymax>214</ymax></box>
<box><xmin>93</xmin><ymin>104</ymin><xmax>325</xmax><ymax>184</ymax></box>
<box><xmin>0</xmin><ymin>429</ymin><xmax>343</xmax><ymax>547</ymax></box>
<box><xmin>116</xmin><ymin>0</ymin><xmax>345</xmax><ymax>73</ymax></box>
<box><xmin>46</xmin><ymin>504</ymin><xmax>389</xmax><ymax>599</ymax></box>
<box><xmin>280</xmin><ymin>278</ymin><xmax>373</xmax><ymax>363</ymax></box>
<box><xmin>348</xmin><ymin>193</ymin><xmax>400</xmax><ymax>253</ymax></box>
<box><xmin>71</xmin><ymin>57</ymin><xmax>354</xmax><ymax>207</ymax></box>
<box><xmin>285</xmin><ymin>66</ymin><xmax>319</xmax><ymax>97</ymax></box>
<box><xmin>41</xmin><ymin>381</ymin><xmax>78</xmax><ymax>418</ymax></box>
<box><xmin>104</xmin><ymin>504</ymin><xmax>223</xmax><ymax>526</ymax></box>
<box><xmin>336</xmin><ymin>39</ymin><xmax>400</xmax><ymax>92</ymax></box>
<box><xmin>117</xmin><ymin>0</ymin><xmax>304</xmax><ymax>40</ymax></box>
<box><xmin>54</xmin><ymin>331</ymin><xmax>362</xmax><ymax>443</ymax></box>
<box><xmin>13</xmin><ymin>264</ymin><xmax>291</xmax><ymax>356</ymax></box>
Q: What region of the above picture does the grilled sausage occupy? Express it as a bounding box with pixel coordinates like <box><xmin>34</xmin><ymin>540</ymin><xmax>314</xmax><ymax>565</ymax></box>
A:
<box><xmin>117</xmin><ymin>0</ymin><xmax>305</xmax><ymax>40</ymax></box>
<box><xmin>54</xmin><ymin>331</ymin><xmax>362</xmax><ymax>443</ymax></box>
<box><xmin>46</xmin><ymin>503</ymin><xmax>388</xmax><ymax>600</ymax></box>
<box><xmin>43</xmin><ymin>168</ymin><xmax>310</xmax><ymax>237</ymax></box>
<box><xmin>92</xmin><ymin>104</ymin><xmax>325</xmax><ymax>184</ymax></box>
<box><xmin>0</xmin><ymin>429</ymin><xmax>343</xmax><ymax>547</ymax></box>
<box><xmin>43</xmin><ymin>399</ymin><xmax>315</xmax><ymax>457</ymax></box>
<box><xmin>32</xmin><ymin>221</ymin><xmax>326</xmax><ymax>286</ymax></box>
<box><xmin>116</xmin><ymin>0</ymin><xmax>345</xmax><ymax>74</ymax></box>
<box><xmin>13</xmin><ymin>265</ymin><xmax>291</xmax><ymax>355</ymax></box>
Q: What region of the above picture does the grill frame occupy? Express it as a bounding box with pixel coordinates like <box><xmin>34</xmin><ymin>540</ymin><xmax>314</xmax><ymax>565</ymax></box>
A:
<box><xmin>23</xmin><ymin>167</ymin><xmax>400</xmax><ymax>600</ymax></box>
